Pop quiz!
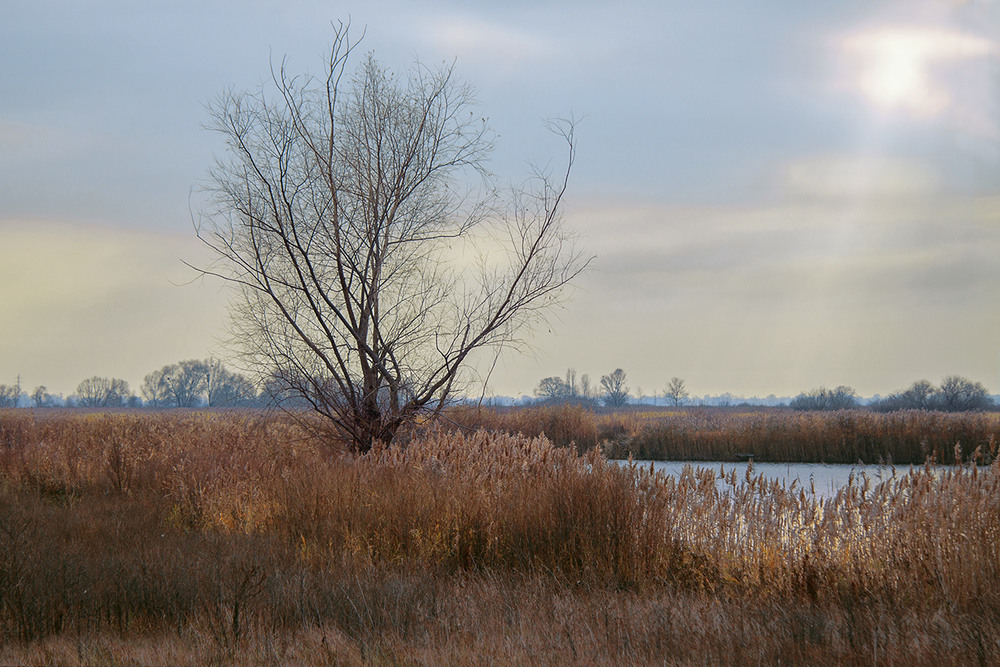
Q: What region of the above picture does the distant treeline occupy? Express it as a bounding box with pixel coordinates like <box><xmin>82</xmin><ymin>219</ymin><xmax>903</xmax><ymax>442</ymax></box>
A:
<box><xmin>527</xmin><ymin>367</ymin><xmax>995</xmax><ymax>413</ymax></box>
<box><xmin>0</xmin><ymin>359</ymin><xmax>270</xmax><ymax>409</ymax></box>
<box><xmin>790</xmin><ymin>377</ymin><xmax>994</xmax><ymax>412</ymax></box>
<box><xmin>4</xmin><ymin>363</ymin><xmax>994</xmax><ymax>415</ymax></box>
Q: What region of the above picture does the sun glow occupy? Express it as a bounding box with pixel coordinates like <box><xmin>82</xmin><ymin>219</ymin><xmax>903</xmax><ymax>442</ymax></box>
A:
<box><xmin>841</xmin><ymin>27</ymin><xmax>996</xmax><ymax>118</ymax></box>
<box><xmin>859</xmin><ymin>33</ymin><xmax>940</xmax><ymax>114</ymax></box>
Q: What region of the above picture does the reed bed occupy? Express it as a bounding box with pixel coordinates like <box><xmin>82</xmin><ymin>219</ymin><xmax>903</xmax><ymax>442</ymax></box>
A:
<box><xmin>448</xmin><ymin>404</ymin><xmax>1000</xmax><ymax>464</ymax></box>
<box><xmin>0</xmin><ymin>409</ymin><xmax>998</xmax><ymax>664</ymax></box>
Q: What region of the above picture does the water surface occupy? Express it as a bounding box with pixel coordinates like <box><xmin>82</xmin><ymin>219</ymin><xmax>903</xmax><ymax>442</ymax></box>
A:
<box><xmin>620</xmin><ymin>460</ymin><xmax>916</xmax><ymax>498</ymax></box>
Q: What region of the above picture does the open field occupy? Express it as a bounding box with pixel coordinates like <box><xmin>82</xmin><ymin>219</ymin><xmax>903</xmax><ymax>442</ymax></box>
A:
<box><xmin>0</xmin><ymin>409</ymin><xmax>998</xmax><ymax>664</ymax></box>
<box><xmin>448</xmin><ymin>404</ymin><xmax>1000</xmax><ymax>464</ymax></box>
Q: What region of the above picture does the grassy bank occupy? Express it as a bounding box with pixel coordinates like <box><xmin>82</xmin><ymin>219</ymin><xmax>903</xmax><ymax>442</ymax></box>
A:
<box><xmin>448</xmin><ymin>404</ymin><xmax>1000</xmax><ymax>464</ymax></box>
<box><xmin>0</xmin><ymin>409</ymin><xmax>998</xmax><ymax>664</ymax></box>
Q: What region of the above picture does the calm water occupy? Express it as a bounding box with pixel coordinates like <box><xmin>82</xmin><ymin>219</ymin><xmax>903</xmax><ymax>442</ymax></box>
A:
<box><xmin>619</xmin><ymin>460</ymin><xmax>919</xmax><ymax>498</ymax></box>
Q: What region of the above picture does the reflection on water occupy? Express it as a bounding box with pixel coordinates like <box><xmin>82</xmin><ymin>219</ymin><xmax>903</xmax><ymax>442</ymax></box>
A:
<box><xmin>620</xmin><ymin>460</ymin><xmax>931</xmax><ymax>498</ymax></box>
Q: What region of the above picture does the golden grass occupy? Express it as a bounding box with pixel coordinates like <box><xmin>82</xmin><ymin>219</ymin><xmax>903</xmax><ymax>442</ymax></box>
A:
<box><xmin>448</xmin><ymin>404</ymin><xmax>1000</xmax><ymax>464</ymax></box>
<box><xmin>0</xmin><ymin>408</ymin><xmax>998</xmax><ymax>664</ymax></box>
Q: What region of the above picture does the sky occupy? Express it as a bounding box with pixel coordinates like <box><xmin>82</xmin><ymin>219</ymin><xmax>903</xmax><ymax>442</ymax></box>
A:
<box><xmin>1</xmin><ymin>0</ymin><xmax>999</xmax><ymax>400</ymax></box>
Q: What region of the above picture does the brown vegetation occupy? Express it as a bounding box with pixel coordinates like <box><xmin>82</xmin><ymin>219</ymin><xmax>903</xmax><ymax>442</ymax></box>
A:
<box><xmin>449</xmin><ymin>404</ymin><xmax>1000</xmax><ymax>464</ymax></box>
<box><xmin>0</xmin><ymin>409</ymin><xmax>998</xmax><ymax>664</ymax></box>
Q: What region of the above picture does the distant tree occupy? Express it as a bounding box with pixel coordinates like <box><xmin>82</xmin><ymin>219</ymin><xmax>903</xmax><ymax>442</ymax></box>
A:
<box><xmin>901</xmin><ymin>379</ymin><xmax>936</xmax><ymax>409</ymax></box>
<box><xmin>872</xmin><ymin>379</ymin><xmax>935</xmax><ymax>412</ymax></box>
<box><xmin>790</xmin><ymin>390</ymin><xmax>823</xmax><ymax>411</ymax></box>
<box><xmin>600</xmin><ymin>368</ymin><xmax>630</xmax><ymax>408</ymax></box>
<box><xmin>141</xmin><ymin>368</ymin><xmax>172</xmax><ymax>407</ymax></box>
<box><xmin>791</xmin><ymin>386</ymin><xmax>858</xmax><ymax>411</ymax></box>
<box><xmin>535</xmin><ymin>376</ymin><xmax>571</xmax><ymax>402</ymax></box>
<box><xmin>0</xmin><ymin>385</ymin><xmax>18</xmax><ymax>408</ymax></box>
<box><xmin>565</xmin><ymin>369</ymin><xmax>578</xmax><ymax>397</ymax></box>
<box><xmin>664</xmin><ymin>377</ymin><xmax>689</xmax><ymax>407</ymax></box>
<box><xmin>143</xmin><ymin>358</ymin><xmax>259</xmax><ymax>408</ymax></box>
<box><xmin>143</xmin><ymin>360</ymin><xmax>211</xmax><ymax>408</ymax></box>
<box><xmin>259</xmin><ymin>372</ymin><xmax>309</xmax><ymax>407</ymax></box>
<box><xmin>874</xmin><ymin>377</ymin><xmax>993</xmax><ymax>413</ymax></box>
<box><xmin>579</xmin><ymin>373</ymin><xmax>593</xmax><ymax>399</ymax></box>
<box><xmin>76</xmin><ymin>377</ymin><xmax>131</xmax><ymax>407</ymax></box>
<box><xmin>828</xmin><ymin>385</ymin><xmax>859</xmax><ymax>410</ymax></box>
<box><xmin>936</xmin><ymin>375</ymin><xmax>993</xmax><ymax>412</ymax></box>
<box><xmin>31</xmin><ymin>386</ymin><xmax>53</xmax><ymax>408</ymax></box>
<box><xmin>170</xmin><ymin>360</ymin><xmax>211</xmax><ymax>407</ymax></box>
<box><xmin>206</xmin><ymin>359</ymin><xmax>258</xmax><ymax>407</ymax></box>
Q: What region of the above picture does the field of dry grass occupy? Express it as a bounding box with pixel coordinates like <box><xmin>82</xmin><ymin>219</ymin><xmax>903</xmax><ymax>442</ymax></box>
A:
<box><xmin>0</xmin><ymin>408</ymin><xmax>998</xmax><ymax>664</ymax></box>
<box><xmin>449</xmin><ymin>404</ymin><xmax>1000</xmax><ymax>464</ymax></box>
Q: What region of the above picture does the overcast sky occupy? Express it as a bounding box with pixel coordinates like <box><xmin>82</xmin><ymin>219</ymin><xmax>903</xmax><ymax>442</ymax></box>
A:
<box><xmin>2</xmin><ymin>0</ymin><xmax>999</xmax><ymax>400</ymax></box>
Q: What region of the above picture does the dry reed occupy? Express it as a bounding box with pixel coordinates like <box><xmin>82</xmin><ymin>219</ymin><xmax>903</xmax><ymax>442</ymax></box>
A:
<box><xmin>448</xmin><ymin>404</ymin><xmax>1000</xmax><ymax>464</ymax></box>
<box><xmin>0</xmin><ymin>408</ymin><xmax>997</xmax><ymax>664</ymax></box>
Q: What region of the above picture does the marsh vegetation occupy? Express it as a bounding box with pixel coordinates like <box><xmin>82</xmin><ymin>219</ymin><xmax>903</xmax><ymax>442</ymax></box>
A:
<box><xmin>0</xmin><ymin>408</ymin><xmax>997</xmax><ymax>664</ymax></box>
<box><xmin>450</xmin><ymin>404</ymin><xmax>1000</xmax><ymax>465</ymax></box>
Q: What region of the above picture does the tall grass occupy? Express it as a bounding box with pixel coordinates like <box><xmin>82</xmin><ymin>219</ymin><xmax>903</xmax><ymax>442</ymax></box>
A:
<box><xmin>0</xmin><ymin>409</ymin><xmax>998</xmax><ymax>664</ymax></box>
<box><xmin>448</xmin><ymin>405</ymin><xmax>1000</xmax><ymax>464</ymax></box>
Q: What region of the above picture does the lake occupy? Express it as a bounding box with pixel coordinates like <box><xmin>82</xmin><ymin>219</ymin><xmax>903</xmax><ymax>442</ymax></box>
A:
<box><xmin>618</xmin><ymin>459</ymin><xmax>924</xmax><ymax>498</ymax></box>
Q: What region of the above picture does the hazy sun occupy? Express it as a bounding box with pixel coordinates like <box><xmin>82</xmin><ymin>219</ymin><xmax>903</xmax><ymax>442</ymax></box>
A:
<box><xmin>859</xmin><ymin>33</ymin><xmax>939</xmax><ymax>114</ymax></box>
<box><xmin>841</xmin><ymin>27</ymin><xmax>995</xmax><ymax>118</ymax></box>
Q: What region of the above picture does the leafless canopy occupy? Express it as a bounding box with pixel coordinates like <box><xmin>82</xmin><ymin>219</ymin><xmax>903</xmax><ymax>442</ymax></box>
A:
<box><xmin>197</xmin><ymin>23</ymin><xmax>587</xmax><ymax>452</ymax></box>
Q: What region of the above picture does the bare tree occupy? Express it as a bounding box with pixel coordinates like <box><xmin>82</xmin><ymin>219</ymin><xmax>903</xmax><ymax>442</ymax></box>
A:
<box><xmin>900</xmin><ymin>379</ymin><xmax>936</xmax><ymax>409</ymax></box>
<box><xmin>0</xmin><ymin>385</ymin><xmax>18</xmax><ymax>408</ymax></box>
<box><xmin>790</xmin><ymin>386</ymin><xmax>858</xmax><ymax>411</ymax></box>
<box><xmin>579</xmin><ymin>373</ymin><xmax>592</xmax><ymax>399</ymax></box>
<box><xmin>141</xmin><ymin>368</ymin><xmax>172</xmax><ymax>407</ymax></box>
<box><xmin>197</xmin><ymin>23</ymin><xmax>587</xmax><ymax>452</ymax></box>
<box><xmin>872</xmin><ymin>379</ymin><xmax>935</xmax><ymax>412</ymax></box>
<box><xmin>143</xmin><ymin>360</ymin><xmax>211</xmax><ymax>408</ymax></box>
<box><xmin>535</xmin><ymin>376</ymin><xmax>572</xmax><ymax>403</ymax></box>
<box><xmin>937</xmin><ymin>375</ymin><xmax>993</xmax><ymax>412</ymax></box>
<box><xmin>206</xmin><ymin>358</ymin><xmax>258</xmax><ymax>407</ymax></box>
<box><xmin>600</xmin><ymin>369</ymin><xmax>629</xmax><ymax>408</ymax></box>
<box><xmin>565</xmin><ymin>368</ymin><xmax>578</xmax><ymax>397</ymax></box>
<box><xmin>874</xmin><ymin>377</ymin><xmax>993</xmax><ymax>412</ymax></box>
<box><xmin>76</xmin><ymin>377</ymin><xmax>131</xmax><ymax>407</ymax></box>
<box><xmin>171</xmin><ymin>360</ymin><xmax>211</xmax><ymax>407</ymax></box>
<box><xmin>664</xmin><ymin>377</ymin><xmax>688</xmax><ymax>407</ymax></box>
<box><xmin>31</xmin><ymin>386</ymin><xmax>53</xmax><ymax>408</ymax></box>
